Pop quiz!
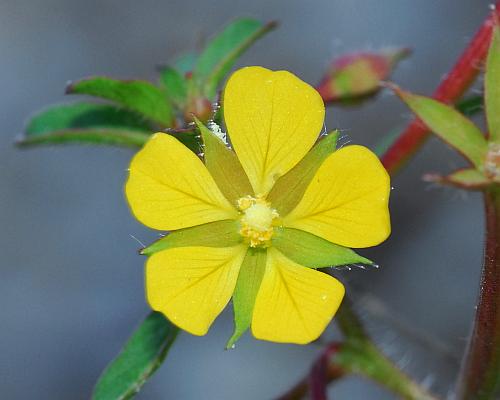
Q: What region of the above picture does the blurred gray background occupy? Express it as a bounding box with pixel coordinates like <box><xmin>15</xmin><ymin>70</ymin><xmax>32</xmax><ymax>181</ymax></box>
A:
<box><xmin>0</xmin><ymin>0</ymin><xmax>490</xmax><ymax>398</ymax></box>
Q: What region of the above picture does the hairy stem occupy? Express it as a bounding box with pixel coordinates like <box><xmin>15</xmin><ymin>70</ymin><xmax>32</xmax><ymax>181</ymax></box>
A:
<box><xmin>276</xmin><ymin>301</ymin><xmax>438</xmax><ymax>400</ymax></box>
<box><xmin>382</xmin><ymin>3</ymin><xmax>500</xmax><ymax>174</ymax></box>
<box><xmin>457</xmin><ymin>189</ymin><xmax>500</xmax><ymax>399</ymax></box>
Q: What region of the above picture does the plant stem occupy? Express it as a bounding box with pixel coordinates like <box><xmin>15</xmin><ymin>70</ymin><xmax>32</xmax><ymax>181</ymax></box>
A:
<box><xmin>382</xmin><ymin>4</ymin><xmax>500</xmax><ymax>175</ymax></box>
<box><xmin>456</xmin><ymin>188</ymin><xmax>500</xmax><ymax>399</ymax></box>
<box><xmin>275</xmin><ymin>301</ymin><xmax>439</xmax><ymax>400</ymax></box>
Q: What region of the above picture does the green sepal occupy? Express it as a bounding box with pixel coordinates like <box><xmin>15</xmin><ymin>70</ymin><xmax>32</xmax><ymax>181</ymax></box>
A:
<box><xmin>272</xmin><ymin>227</ymin><xmax>373</xmax><ymax>268</ymax></box>
<box><xmin>392</xmin><ymin>85</ymin><xmax>488</xmax><ymax>168</ymax></box>
<box><xmin>18</xmin><ymin>128</ymin><xmax>149</xmax><ymax>148</ymax></box>
<box><xmin>425</xmin><ymin>168</ymin><xmax>491</xmax><ymax>190</ymax></box>
<box><xmin>193</xmin><ymin>18</ymin><xmax>276</xmax><ymax>98</ymax></box>
<box><xmin>158</xmin><ymin>66</ymin><xmax>187</xmax><ymax>108</ymax></box>
<box><xmin>227</xmin><ymin>248</ymin><xmax>266</xmax><ymax>349</ymax></box>
<box><xmin>92</xmin><ymin>312</ymin><xmax>178</xmax><ymax>400</ymax></box>
<box><xmin>66</xmin><ymin>77</ymin><xmax>173</xmax><ymax>127</ymax></box>
<box><xmin>267</xmin><ymin>131</ymin><xmax>339</xmax><ymax>216</ymax></box>
<box><xmin>141</xmin><ymin>219</ymin><xmax>241</xmax><ymax>255</ymax></box>
<box><xmin>485</xmin><ymin>25</ymin><xmax>500</xmax><ymax>142</ymax></box>
<box><xmin>195</xmin><ymin>117</ymin><xmax>253</xmax><ymax>205</ymax></box>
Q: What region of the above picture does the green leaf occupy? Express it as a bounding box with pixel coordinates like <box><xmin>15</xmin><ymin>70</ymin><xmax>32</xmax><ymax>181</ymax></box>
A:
<box><xmin>141</xmin><ymin>219</ymin><xmax>241</xmax><ymax>255</ymax></box>
<box><xmin>267</xmin><ymin>132</ymin><xmax>339</xmax><ymax>216</ymax></box>
<box><xmin>272</xmin><ymin>227</ymin><xmax>372</xmax><ymax>268</ymax></box>
<box><xmin>195</xmin><ymin>117</ymin><xmax>253</xmax><ymax>204</ymax></box>
<box><xmin>18</xmin><ymin>102</ymin><xmax>152</xmax><ymax>147</ymax></box>
<box><xmin>92</xmin><ymin>312</ymin><xmax>179</xmax><ymax>400</ymax></box>
<box><xmin>485</xmin><ymin>26</ymin><xmax>500</xmax><ymax>142</ymax></box>
<box><xmin>158</xmin><ymin>66</ymin><xmax>187</xmax><ymax>107</ymax></box>
<box><xmin>67</xmin><ymin>77</ymin><xmax>173</xmax><ymax>126</ymax></box>
<box><xmin>374</xmin><ymin>96</ymin><xmax>483</xmax><ymax>157</ymax></box>
<box><xmin>194</xmin><ymin>18</ymin><xmax>276</xmax><ymax>98</ymax></box>
<box><xmin>18</xmin><ymin>128</ymin><xmax>149</xmax><ymax>148</ymax></box>
<box><xmin>173</xmin><ymin>52</ymin><xmax>197</xmax><ymax>74</ymax></box>
<box><xmin>425</xmin><ymin>168</ymin><xmax>491</xmax><ymax>190</ymax></box>
<box><xmin>227</xmin><ymin>248</ymin><xmax>266</xmax><ymax>349</ymax></box>
<box><xmin>456</xmin><ymin>95</ymin><xmax>483</xmax><ymax>117</ymax></box>
<box><xmin>393</xmin><ymin>85</ymin><xmax>488</xmax><ymax>168</ymax></box>
<box><xmin>447</xmin><ymin>168</ymin><xmax>491</xmax><ymax>188</ymax></box>
<box><xmin>25</xmin><ymin>102</ymin><xmax>152</xmax><ymax>134</ymax></box>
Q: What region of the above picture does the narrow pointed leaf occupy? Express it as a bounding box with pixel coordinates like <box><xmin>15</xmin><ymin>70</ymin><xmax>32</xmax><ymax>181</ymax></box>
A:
<box><xmin>195</xmin><ymin>117</ymin><xmax>253</xmax><ymax>205</ymax></box>
<box><xmin>393</xmin><ymin>86</ymin><xmax>488</xmax><ymax>168</ymax></box>
<box><xmin>425</xmin><ymin>168</ymin><xmax>491</xmax><ymax>190</ymax></box>
<box><xmin>19</xmin><ymin>102</ymin><xmax>152</xmax><ymax>147</ymax></box>
<box><xmin>485</xmin><ymin>26</ymin><xmax>500</xmax><ymax>142</ymax></box>
<box><xmin>158</xmin><ymin>66</ymin><xmax>187</xmax><ymax>107</ymax></box>
<box><xmin>141</xmin><ymin>219</ymin><xmax>241</xmax><ymax>255</ymax></box>
<box><xmin>227</xmin><ymin>248</ymin><xmax>266</xmax><ymax>348</ymax></box>
<box><xmin>456</xmin><ymin>95</ymin><xmax>484</xmax><ymax>117</ymax></box>
<box><xmin>267</xmin><ymin>132</ymin><xmax>339</xmax><ymax>216</ymax></box>
<box><xmin>25</xmin><ymin>102</ymin><xmax>152</xmax><ymax>134</ymax></box>
<box><xmin>272</xmin><ymin>227</ymin><xmax>372</xmax><ymax>268</ymax></box>
<box><xmin>92</xmin><ymin>312</ymin><xmax>178</xmax><ymax>400</ymax></box>
<box><xmin>194</xmin><ymin>18</ymin><xmax>276</xmax><ymax>98</ymax></box>
<box><xmin>67</xmin><ymin>77</ymin><xmax>173</xmax><ymax>126</ymax></box>
<box><xmin>18</xmin><ymin>128</ymin><xmax>149</xmax><ymax>148</ymax></box>
<box><xmin>374</xmin><ymin>96</ymin><xmax>484</xmax><ymax>158</ymax></box>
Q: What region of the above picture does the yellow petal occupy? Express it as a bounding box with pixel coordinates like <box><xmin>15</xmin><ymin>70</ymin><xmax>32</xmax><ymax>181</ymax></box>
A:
<box><xmin>126</xmin><ymin>133</ymin><xmax>237</xmax><ymax>230</ymax></box>
<box><xmin>284</xmin><ymin>145</ymin><xmax>391</xmax><ymax>248</ymax></box>
<box><xmin>223</xmin><ymin>66</ymin><xmax>325</xmax><ymax>196</ymax></box>
<box><xmin>251</xmin><ymin>248</ymin><xmax>345</xmax><ymax>344</ymax></box>
<box><xmin>147</xmin><ymin>245</ymin><xmax>247</xmax><ymax>335</ymax></box>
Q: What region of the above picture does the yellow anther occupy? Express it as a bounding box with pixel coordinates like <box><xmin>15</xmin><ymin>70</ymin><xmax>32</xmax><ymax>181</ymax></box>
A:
<box><xmin>237</xmin><ymin>195</ymin><xmax>279</xmax><ymax>247</ymax></box>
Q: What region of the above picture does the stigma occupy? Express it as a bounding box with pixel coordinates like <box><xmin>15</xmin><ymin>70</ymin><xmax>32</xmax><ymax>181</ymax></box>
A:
<box><xmin>237</xmin><ymin>195</ymin><xmax>280</xmax><ymax>247</ymax></box>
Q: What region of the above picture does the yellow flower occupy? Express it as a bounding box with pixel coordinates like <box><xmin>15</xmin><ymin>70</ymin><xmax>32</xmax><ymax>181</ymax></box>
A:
<box><xmin>125</xmin><ymin>66</ymin><xmax>391</xmax><ymax>345</ymax></box>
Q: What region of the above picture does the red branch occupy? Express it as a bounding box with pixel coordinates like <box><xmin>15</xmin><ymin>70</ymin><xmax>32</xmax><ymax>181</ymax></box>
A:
<box><xmin>308</xmin><ymin>343</ymin><xmax>343</xmax><ymax>400</ymax></box>
<box><xmin>456</xmin><ymin>190</ymin><xmax>500</xmax><ymax>399</ymax></box>
<box><xmin>277</xmin><ymin>343</ymin><xmax>344</xmax><ymax>400</ymax></box>
<box><xmin>381</xmin><ymin>3</ymin><xmax>500</xmax><ymax>174</ymax></box>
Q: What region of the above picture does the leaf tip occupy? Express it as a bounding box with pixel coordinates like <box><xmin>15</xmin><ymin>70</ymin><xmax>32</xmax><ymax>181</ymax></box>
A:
<box><xmin>382</xmin><ymin>81</ymin><xmax>414</xmax><ymax>103</ymax></box>
<box><xmin>65</xmin><ymin>80</ymin><xmax>76</xmax><ymax>94</ymax></box>
<box><xmin>265</xmin><ymin>20</ymin><xmax>279</xmax><ymax>31</ymax></box>
<box><xmin>422</xmin><ymin>172</ymin><xmax>444</xmax><ymax>183</ymax></box>
<box><xmin>225</xmin><ymin>332</ymin><xmax>241</xmax><ymax>350</ymax></box>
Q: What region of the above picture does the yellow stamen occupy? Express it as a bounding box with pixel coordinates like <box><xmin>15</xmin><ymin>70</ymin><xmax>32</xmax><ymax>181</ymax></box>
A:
<box><xmin>237</xmin><ymin>195</ymin><xmax>279</xmax><ymax>247</ymax></box>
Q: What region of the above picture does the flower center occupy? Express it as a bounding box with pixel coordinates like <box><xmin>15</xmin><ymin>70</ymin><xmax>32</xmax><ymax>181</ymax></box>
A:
<box><xmin>484</xmin><ymin>142</ymin><xmax>500</xmax><ymax>182</ymax></box>
<box><xmin>237</xmin><ymin>195</ymin><xmax>280</xmax><ymax>248</ymax></box>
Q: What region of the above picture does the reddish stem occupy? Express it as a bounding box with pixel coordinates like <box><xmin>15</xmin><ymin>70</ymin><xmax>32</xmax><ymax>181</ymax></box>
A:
<box><xmin>277</xmin><ymin>343</ymin><xmax>344</xmax><ymax>400</ymax></box>
<box><xmin>456</xmin><ymin>189</ymin><xmax>500</xmax><ymax>399</ymax></box>
<box><xmin>309</xmin><ymin>343</ymin><xmax>343</xmax><ymax>400</ymax></box>
<box><xmin>381</xmin><ymin>4</ymin><xmax>500</xmax><ymax>174</ymax></box>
